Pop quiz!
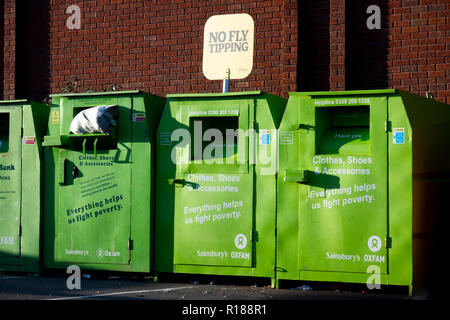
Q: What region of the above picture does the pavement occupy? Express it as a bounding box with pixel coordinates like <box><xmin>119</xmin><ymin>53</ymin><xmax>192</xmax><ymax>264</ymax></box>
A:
<box><xmin>0</xmin><ymin>270</ymin><xmax>420</xmax><ymax>300</ymax></box>
<box><xmin>0</xmin><ymin>271</ymin><xmax>433</xmax><ymax>317</ymax></box>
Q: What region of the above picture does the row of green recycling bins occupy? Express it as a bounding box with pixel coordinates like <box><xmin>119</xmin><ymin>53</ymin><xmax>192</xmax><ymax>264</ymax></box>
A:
<box><xmin>1</xmin><ymin>89</ymin><xmax>448</xmax><ymax>294</ymax></box>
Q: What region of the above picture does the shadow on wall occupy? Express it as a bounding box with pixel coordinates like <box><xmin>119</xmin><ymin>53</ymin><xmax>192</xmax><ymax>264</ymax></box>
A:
<box><xmin>0</xmin><ymin>2</ymin><xmax>4</xmax><ymax>98</ymax></box>
<box><xmin>15</xmin><ymin>0</ymin><xmax>50</xmax><ymax>103</ymax></box>
<box><xmin>345</xmin><ymin>0</ymin><xmax>388</xmax><ymax>90</ymax></box>
<box><xmin>297</xmin><ymin>0</ymin><xmax>331</xmax><ymax>91</ymax></box>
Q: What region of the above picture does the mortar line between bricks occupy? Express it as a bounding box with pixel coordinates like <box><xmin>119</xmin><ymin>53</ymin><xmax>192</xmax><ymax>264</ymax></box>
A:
<box><xmin>44</xmin><ymin>285</ymin><xmax>197</xmax><ymax>300</ymax></box>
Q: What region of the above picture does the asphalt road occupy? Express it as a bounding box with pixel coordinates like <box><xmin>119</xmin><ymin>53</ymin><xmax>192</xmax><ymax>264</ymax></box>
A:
<box><xmin>0</xmin><ymin>271</ymin><xmax>419</xmax><ymax>301</ymax></box>
<box><xmin>1</xmin><ymin>271</ymin><xmax>433</xmax><ymax>318</ymax></box>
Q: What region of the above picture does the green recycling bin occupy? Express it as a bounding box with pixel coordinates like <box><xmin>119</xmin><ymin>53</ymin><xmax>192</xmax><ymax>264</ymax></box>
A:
<box><xmin>43</xmin><ymin>90</ymin><xmax>165</xmax><ymax>272</ymax></box>
<box><xmin>0</xmin><ymin>100</ymin><xmax>49</xmax><ymax>272</ymax></box>
<box><xmin>155</xmin><ymin>91</ymin><xmax>286</xmax><ymax>285</ymax></box>
<box><xmin>276</xmin><ymin>89</ymin><xmax>450</xmax><ymax>294</ymax></box>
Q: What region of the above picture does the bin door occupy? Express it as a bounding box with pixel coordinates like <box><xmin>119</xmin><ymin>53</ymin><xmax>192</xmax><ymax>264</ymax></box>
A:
<box><xmin>54</xmin><ymin>136</ymin><xmax>132</xmax><ymax>265</ymax></box>
<box><xmin>0</xmin><ymin>108</ymin><xmax>22</xmax><ymax>257</ymax></box>
<box><xmin>298</xmin><ymin>97</ymin><xmax>388</xmax><ymax>274</ymax></box>
<box><xmin>172</xmin><ymin>100</ymin><xmax>254</xmax><ymax>267</ymax></box>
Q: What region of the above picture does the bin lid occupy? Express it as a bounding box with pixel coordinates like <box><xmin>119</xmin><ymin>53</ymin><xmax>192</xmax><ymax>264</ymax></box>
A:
<box><xmin>0</xmin><ymin>99</ymin><xmax>28</xmax><ymax>105</ymax></box>
<box><xmin>166</xmin><ymin>91</ymin><xmax>263</xmax><ymax>99</ymax></box>
<box><xmin>49</xmin><ymin>90</ymin><xmax>142</xmax><ymax>98</ymax></box>
<box><xmin>289</xmin><ymin>89</ymin><xmax>398</xmax><ymax>97</ymax></box>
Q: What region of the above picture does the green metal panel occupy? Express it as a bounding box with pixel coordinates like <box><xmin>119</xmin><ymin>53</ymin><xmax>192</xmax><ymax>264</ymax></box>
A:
<box><xmin>54</xmin><ymin>148</ymin><xmax>132</xmax><ymax>265</ymax></box>
<box><xmin>386</xmin><ymin>95</ymin><xmax>413</xmax><ymax>288</ymax></box>
<box><xmin>0</xmin><ymin>100</ymin><xmax>49</xmax><ymax>272</ymax></box>
<box><xmin>297</xmin><ymin>96</ymin><xmax>388</xmax><ymax>274</ymax></box>
<box><xmin>172</xmin><ymin>99</ymin><xmax>254</xmax><ymax>267</ymax></box>
<box><xmin>155</xmin><ymin>92</ymin><xmax>287</xmax><ymax>282</ymax></box>
<box><xmin>43</xmin><ymin>91</ymin><xmax>165</xmax><ymax>272</ymax></box>
<box><xmin>277</xmin><ymin>89</ymin><xmax>450</xmax><ymax>294</ymax></box>
<box><xmin>0</xmin><ymin>107</ymin><xmax>22</xmax><ymax>257</ymax></box>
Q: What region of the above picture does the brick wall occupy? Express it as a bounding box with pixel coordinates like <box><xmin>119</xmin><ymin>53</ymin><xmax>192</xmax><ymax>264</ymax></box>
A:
<box><xmin>45</xmin><ymin>0</ymin><xmax>297</xmax><ymax>99</ymax></box>
<box><xmin>1</xmin><ymin>0</ymin><xmax>449</xmax><ymax>104</ymax></box>
<box><xmin>2</xmin><ymin>0</ymin><xmax>16</xmax><ymax>100</ymax></box>
<box><xmin>0</xmin><ymin>3</ymin><xmax>3</xmax><ymax>98</ymax></box>
<box><xmin>385</xmin><ymin>0</ymin><xmax>449</xmax><ymax>104</ymax></box>
<box><xmin>330</xmin><ymin>0</ymin><xmax>346</xmax><ymax>91</ymax></box>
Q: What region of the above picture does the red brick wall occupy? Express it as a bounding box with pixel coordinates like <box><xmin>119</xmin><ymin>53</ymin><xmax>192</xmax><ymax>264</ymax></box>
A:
<box><xmin>0</xmin><ymin>3</ymin><xmax>3</xmax><ymax>98</ymax></box>
<box><xmin>330</xmin><ymin>0</ymin><xmax>346</xmax><ymax>91</ymax></box>
<box><xmin>46</xmin><ymin>0</ymin><xmax>297</xmax><ymax>99</ymax></box>
<box><xmin>386</xmin><ymin>0</ymin><xmax>449</xmax><ymax>104</ymax></box>
<box><xmin>2</xmin><ymin>0</ymin><xmax>16</xmax><ymax>100</ymax></box>
<box><xmin>1</xmin><ymin>0</ymin><xmax>449</xmax><ymax>104</ymax></box>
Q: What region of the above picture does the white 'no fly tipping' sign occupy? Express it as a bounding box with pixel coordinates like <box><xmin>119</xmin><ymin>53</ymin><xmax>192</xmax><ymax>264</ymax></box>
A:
<box><xmin>202</xmin><ymin>13</ymin><xmax>254</xmax><ymax>80</ymax></box>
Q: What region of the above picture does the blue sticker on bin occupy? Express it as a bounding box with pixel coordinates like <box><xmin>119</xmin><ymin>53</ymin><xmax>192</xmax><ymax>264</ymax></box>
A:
<box><xmin>393</xmin><ymin>128</ymin><xmax>405</xmax><ymax>144</ymax></box>
<box><xmin>259</xmin><ymin>130</ymin><xmax>270</xmax><ymax>145</ymax></box>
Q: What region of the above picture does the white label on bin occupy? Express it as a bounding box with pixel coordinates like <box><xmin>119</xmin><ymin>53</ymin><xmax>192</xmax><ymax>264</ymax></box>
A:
<box><xmin>133</xmin><ymin>113</ymin><xmax>146</xmax><ymax>122</ymax></box>
<box><xmin>22</xmin><ymin>136</ymin><xmax>36</xmax><ymax>145</ymax></box>
<box><xmin>392</xmin><ymin>128</ymin><xmax>405</xmax><ymax>144</ymax></box>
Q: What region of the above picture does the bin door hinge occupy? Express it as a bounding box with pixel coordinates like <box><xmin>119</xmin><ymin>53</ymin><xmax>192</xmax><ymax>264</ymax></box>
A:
<box><xmin>252</xmin><ymin>120</ymin><xmax>258</xmax><ymax>131</ymax></box>
<box><xmin>385</xmin><ymin>120</ymin><xmax>391</xmax><ymax>133</ymax></box>
<box><xmin>18</xmin><ymin>225</ymin><xmax>22</xmax><ymax>237</ymax></box>
<box><xmin>385</xmin><ymin>236</ymin><xmax>392</xmax><ymax>249</ymax></box>
<box><xmin>250</xmin><ymin>230</ymin><xmax>258</xmax><ymax>243</ymax></box>
<box><xmin>128</xmin><ymin>238</ymin><xmax>134</xmax><ymax>250</ymax></box>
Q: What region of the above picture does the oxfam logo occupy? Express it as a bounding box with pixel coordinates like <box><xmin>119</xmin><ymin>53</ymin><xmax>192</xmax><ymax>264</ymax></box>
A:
<box><xmin>234</xmin><ymin>234</ymin><xmax>247</xmax><ymax>250</ymax></box>
<box><xmin>368</xmin><ymin>236</ymin><xmax>382</xmax><ymax>252</ymax></box>
<box><xmin>96</xmin><ymin>248</ymin><xmax>104</xmax><ymax>258</ymax></box>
